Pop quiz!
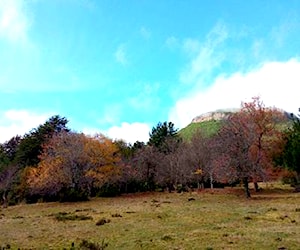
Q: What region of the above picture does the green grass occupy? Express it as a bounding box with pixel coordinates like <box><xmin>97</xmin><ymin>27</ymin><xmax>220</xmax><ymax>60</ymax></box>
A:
<box><xmin>0</xmin><ymin>183</ymin><xmax>300</xmax><ymax>249</ymax></box>
<box><xmin>179</xmin><ymin>120</ymin><xmax>222</xmax><ymax>140</ymax></box>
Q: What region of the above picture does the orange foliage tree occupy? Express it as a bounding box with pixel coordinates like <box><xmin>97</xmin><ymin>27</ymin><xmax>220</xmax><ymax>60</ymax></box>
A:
<box><xmin>26</xmin><ymin>132</ymin><xmax>120</xmax><ymax>201</ymax></box>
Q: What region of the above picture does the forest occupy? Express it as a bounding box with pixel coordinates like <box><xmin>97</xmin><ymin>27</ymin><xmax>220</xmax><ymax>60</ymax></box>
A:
<box><xmin>1</xmin><ymin>97</ymin><xmax>300</xmax><ymax>206</ymax></box>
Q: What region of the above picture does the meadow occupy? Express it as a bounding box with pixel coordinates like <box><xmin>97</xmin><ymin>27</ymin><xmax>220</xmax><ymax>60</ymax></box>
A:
<box><xmin>1</xmin><ymin>183</ymin><xmax>300</xmax><ymax>250</ymax></box>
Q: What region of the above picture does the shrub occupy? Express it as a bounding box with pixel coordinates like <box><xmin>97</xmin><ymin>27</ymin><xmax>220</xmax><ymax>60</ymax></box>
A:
<box><xmin>111</xmin><ymin>213</ymin><xmax>122</xmax><ymax>218</ymax></box>
<box><xmin>281</xmin><ymin>172</ymin><xmax>298</xmax><ymax>186</ymax></box>
<box><xmin>95</xmin><ymin>183</ymin><xmax>120</xmax><ymax>197</ymax></box>
<box><xmin>79</xmin><ymin>239</ymin><xmax>108</xmax><ymax>250</ymax></box>
<box><xmin>58</xmin><ymin>188</ymin><xmax>89</xmax><ymax>202</ymax></box>
<box><xmin>95</xmin><ymin>218</ymin><xmax>111</xmax><ymax>226</ymax></box>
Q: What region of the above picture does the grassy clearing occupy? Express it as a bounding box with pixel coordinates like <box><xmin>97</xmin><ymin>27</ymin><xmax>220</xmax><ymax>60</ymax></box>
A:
<box><xmin>0</xmin><ymin>183</ymin><xmax>300</xmax><ymax>249</ymax></box>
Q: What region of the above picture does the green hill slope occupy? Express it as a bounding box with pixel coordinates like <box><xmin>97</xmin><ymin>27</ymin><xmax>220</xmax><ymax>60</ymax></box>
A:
<box><xmin>178</xmin><ymin>119</ymin><xmax>222</xmax><ymax>141</ymax></box>
<box><xmin>178</xmin><ymin>109</ymin><xmax>292</xmax><ymax>141</ymax></box>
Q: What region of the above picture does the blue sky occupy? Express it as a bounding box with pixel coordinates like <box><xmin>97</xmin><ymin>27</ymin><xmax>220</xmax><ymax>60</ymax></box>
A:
<box><xmin>1</xmin><ymin>0</ymin><xmax>300</xmax><ymax>143</ymax></box>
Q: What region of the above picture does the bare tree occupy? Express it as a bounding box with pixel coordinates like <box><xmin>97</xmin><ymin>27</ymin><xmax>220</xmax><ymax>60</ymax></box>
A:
<box><xmin>131</xmin><ymin>145</ymin><xmax>162</xmax><ymax>191</ymax></box>
<box><xmin>156</xmin><ymin>139</ymin><xmax>194</xmax><ymax>191</ymax></box>
<box><xmin>0</xmin><ymin>165</ymin><xmax>19</xmax><ymax>207</ymax></box>
<box><xmin>186</xmin><ymin>130</ymin><xmax>218</xmax><ymax>189</ymax></box>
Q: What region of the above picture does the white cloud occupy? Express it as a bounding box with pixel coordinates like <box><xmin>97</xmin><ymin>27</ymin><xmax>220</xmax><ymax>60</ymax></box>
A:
<box><xmin>169</xmin><ymin>59</ymin><xmax>300</xmax><ymax>128</ymax></box>
<box><xmin>83</xmin><ymin>122</ymin><xmax>150</xmax><ymax>144</ymax></box>
<box><xmin>0</xmin><ymin>110</ymin><xmax>53</xmax><ymax>143</ymax></box>
<box><xmin>81</xmin><ymin>127</ymin><xmax>101</xmax><ymax>137</ymax></box>
<box><xmin>106</xmin><ymin>122</ymin><xmax>150</xmax><ymax>144</ymax></box>
<box><xmin>114</xmin><ymin>44</ymin><xmax>128</xmax><ymax>65</ymax></box>
<box><xmin>0</xmin><ymin>0</ymin><xmax>31</xmax><ymax>44</ymax></box>
<box><xmin>180</xmin><ymin>22</ymin><xmax>228</xmax><ymax>85</ymax></box>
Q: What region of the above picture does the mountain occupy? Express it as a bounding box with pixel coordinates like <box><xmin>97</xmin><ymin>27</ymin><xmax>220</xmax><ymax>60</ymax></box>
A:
<box><xmin>179</xmin><ymin>108</ymin><xmax>292</xmax><ymax>141</ymax></box>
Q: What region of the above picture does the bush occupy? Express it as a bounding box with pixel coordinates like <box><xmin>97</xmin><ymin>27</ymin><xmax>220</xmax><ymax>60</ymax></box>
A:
<box><xmin>95</xmin><ymin>184</ymin><xmax>120</xmax><ymax>197</ymax></box>
<box><xmin>58</xmin><ymin>188</ymin><xmax>89</xmax><ymax>202</ymax></box>
<box><xmin>281</xmin><ymin>172</ymin><xmax>298</xmax><ymax>186</ymax></box>
<box><xmin>79</xmin><ymin>239</ymin><xmax>108</xmax><ymax>250</ymax></box>
<box><xmin>95</xmin><ymin>218</ymin><xmax>111</xmax><ymax>226</ymax></box>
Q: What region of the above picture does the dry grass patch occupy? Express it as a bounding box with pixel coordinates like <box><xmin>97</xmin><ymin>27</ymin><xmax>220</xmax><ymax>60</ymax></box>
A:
<box><xmin>0</xmin><ymin>184</ymin><xmax>299</xmax><ymax>249</ymax></box>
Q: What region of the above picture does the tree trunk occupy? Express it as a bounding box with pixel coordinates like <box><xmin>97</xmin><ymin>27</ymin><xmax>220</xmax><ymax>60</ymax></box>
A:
<box><xmin>296</xmin><ymin>171</ymin><xmax>300</xmax><ymax>184</ymax></box>
<box><xmin>243</xmin><ymin>177</ymin><xmax>251</xmax><ymax>198</ymax></box>
<box><xmin>210</xmin><ymin>172</ymin><xmax>214</xmax><ymax>189</ymax></box>
<box><xmin>295</xmin><ymin>171</ymin><xmax>300</xmax><ymax>192</ymax></box>
<box><xmin>254</xmin><ymin>182</ymin><xmax>259</xmax><ymax>192</ymax></box>
<box><xmin>2</xmin><ymin>191</ymin><xmax>8</xmax><ymax>208</ymax></box>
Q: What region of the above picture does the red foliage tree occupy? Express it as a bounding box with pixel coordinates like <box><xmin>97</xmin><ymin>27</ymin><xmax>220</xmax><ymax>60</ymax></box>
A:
<box><xmin>215</xmin><ymin>97</ymin><xmax>285</xmax><ymax>197</ymax></box>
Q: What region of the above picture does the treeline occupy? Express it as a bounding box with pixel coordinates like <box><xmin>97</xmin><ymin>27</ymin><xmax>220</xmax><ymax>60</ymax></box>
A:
<box><xmin>0</xmin><ymin>97</ymin><xmax>299</xmax><ymax>205</ymax></box>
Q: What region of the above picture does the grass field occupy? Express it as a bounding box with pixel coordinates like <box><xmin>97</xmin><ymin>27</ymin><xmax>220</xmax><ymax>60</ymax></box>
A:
<box><xmin>1</xmin><ymin>183</ymin><xmax>300</xmax><ymax>249</ymax></box>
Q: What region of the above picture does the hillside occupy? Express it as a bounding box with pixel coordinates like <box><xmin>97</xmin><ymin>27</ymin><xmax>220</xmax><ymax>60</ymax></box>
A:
<box><xmin>179</xmin><ymin>109</ymin><xmax>292</xmax><ymax>141</ymax></box>
<box><xmin>178</xmin><ymin>119</ymin><xmax>222</xmax><ymax>140</ymax></box>
<box><xmin>179</xmin><ymin>109</ymin><xmax>237</xmax><ymax>140</ymax></box>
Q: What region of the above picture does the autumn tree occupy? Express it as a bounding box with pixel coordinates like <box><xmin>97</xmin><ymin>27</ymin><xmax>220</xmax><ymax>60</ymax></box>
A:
<box><xmin>14</xmin><ymin>115</ymin><xmax>69</xmax><ymax>167</ymax></box>
<box><xmin>215</xmin><ymin>97</ymin><xmax>285</xmax><ymax>198</ymax></box>
<box><xmin>242</xmin><ymin>97</ymin><xmax>286</xmax><ymax>190</ymax></box>
<box><xmin>85</xmin><ymin>134</ymin><xmax>122</xmax><ymax>196</ymax></box>
<box><xmin>27</xmin><ymin>132</ymin><xmax>120</xmax><ymax>201</ymax></box>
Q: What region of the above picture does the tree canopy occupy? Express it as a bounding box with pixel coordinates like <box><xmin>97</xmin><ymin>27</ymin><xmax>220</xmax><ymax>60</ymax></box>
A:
<box><xmin>148</xmin><ymin>121</ymin><xmax>179</xmax><ymax>153</ymax></box>
<box><xmin>0</xmin><ymin>98</ymin><xmax>297</xmax><ymax>204</ymax></box>
<box><xmin>280</xmin><ymin>111</ymin><xmax>300</xmax><ymax>182</ymax></box>
<box><xmin>14</xmin><ymin>115</ymin><xmax>69</xmax><ymax>167</ymax></box>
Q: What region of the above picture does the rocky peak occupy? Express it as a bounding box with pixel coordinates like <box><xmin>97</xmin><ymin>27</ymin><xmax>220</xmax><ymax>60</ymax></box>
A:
<box><xmin>191</xmin><ymin>109</ymin><xmax>239</xmax><ymax>123</ymax></box>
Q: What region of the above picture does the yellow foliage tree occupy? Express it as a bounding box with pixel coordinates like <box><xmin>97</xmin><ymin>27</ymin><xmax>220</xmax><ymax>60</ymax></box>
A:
<box><xmin>26</xmin><ymin>132</ymin><xmax>120</xmax><ymax>200</ymax></box>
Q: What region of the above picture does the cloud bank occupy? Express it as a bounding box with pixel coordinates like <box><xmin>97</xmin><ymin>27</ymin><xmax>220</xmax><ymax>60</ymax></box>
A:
<box><xmin>0</xmin><ymin>110</ymin><xmax>53</xmax><ymax>142</ymax></box>
<box><xmin>106</xmin><ymin>122</ymin><xmax>150</xmax><ymax>144</ymax></box>
<box><xmin>169</xmin><ymin>58</ymin><xmax>300</xmax><ymax>128</ymax></box>
<box><xmin>0</xmin><ymin>0</ymin><xmax>30</xmax><ymax>43</ymax></box>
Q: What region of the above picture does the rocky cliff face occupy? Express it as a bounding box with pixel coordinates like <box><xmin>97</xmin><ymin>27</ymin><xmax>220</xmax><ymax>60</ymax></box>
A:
<box><xmin>191</xmin><ymin>109</ymin><xmax>239</xmax><ymax>123</ymax></box>
<box><xmin>191</xmin><ymin>108</ymin><xmax>290</xmax><ymax>124</ymax></box>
